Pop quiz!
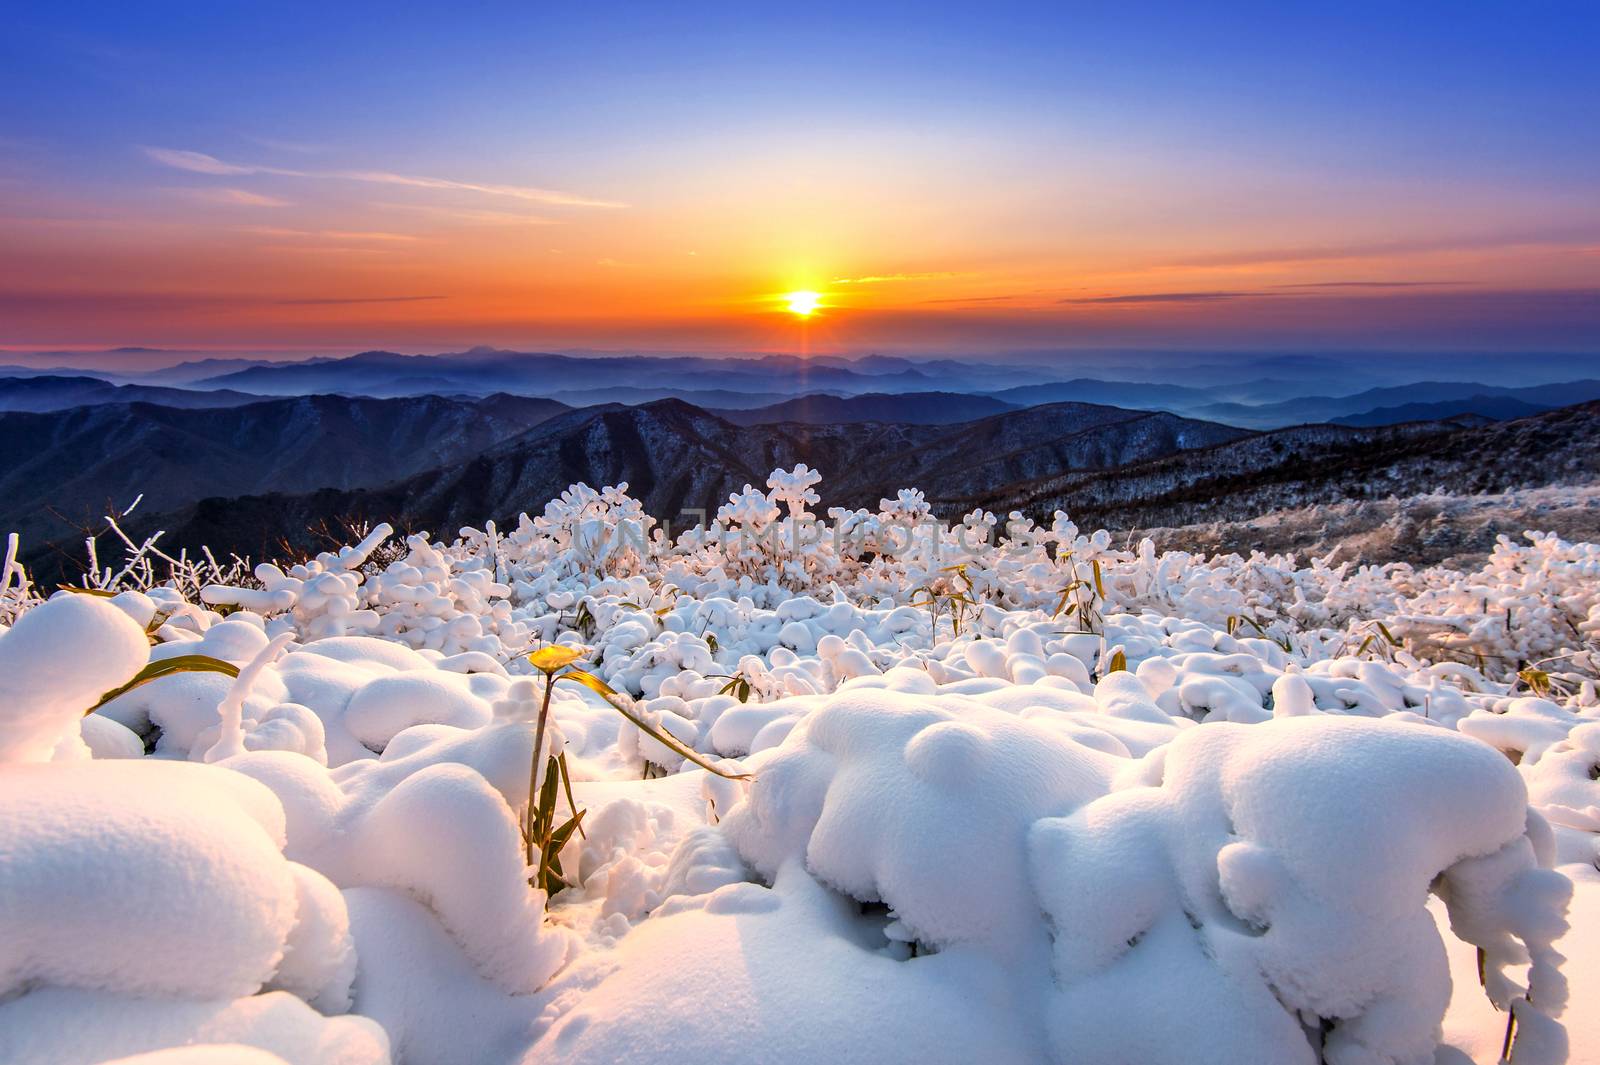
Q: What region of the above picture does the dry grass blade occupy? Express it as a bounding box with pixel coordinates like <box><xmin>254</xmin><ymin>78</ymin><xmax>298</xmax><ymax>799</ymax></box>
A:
<box><xmin>1500</xmin><ymin>999</ymin><xmax>1520</xmax><ymax>1063</ymax></box>
<box><xmin>563</xmin><ymin>668</ymin><xmax>752</xmax><ymax>780</ymax></box>
<box><xmin>86</xmin><ymin>654</ymin><xmax>240</xmax><ymax>716</ymax></box>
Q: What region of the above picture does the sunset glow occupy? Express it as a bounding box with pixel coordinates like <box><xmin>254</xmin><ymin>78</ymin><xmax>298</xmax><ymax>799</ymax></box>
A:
<box><xmin>0</xmin><ymin>4</ymin><xmax>1596</xmax><ymax>356</ymax></box>
<box><xmin>783</xmin><ymin>291</ymin><xmax>822</xmax><ymax>318</ymax></box>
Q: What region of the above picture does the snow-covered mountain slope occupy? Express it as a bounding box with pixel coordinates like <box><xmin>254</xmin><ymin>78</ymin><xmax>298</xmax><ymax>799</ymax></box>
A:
<box><xmin>962</xmin><ymin>400</ymin><xmax>1600</xmax><ymax>536</ymax></box>
<box><xmin>0</xmin><ymin>393</ymin><xmax>570</xmax><ymax>559</ymax></box>
<box><xmin>0</xmin><ymin>466</ymin><xmax>1595</xmax><ymax>1065</ymax></box>
<box><xmin>86</xmin><ymin>399</ymin><xmax>1247</xmax><ymax>569</ymax></box>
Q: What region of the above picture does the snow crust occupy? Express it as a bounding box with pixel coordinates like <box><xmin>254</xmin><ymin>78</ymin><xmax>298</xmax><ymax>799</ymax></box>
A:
<box><xmin>3</xmin><ymin>467</ymin><xmax>1597</xmax><ymax>1064</ymax></box>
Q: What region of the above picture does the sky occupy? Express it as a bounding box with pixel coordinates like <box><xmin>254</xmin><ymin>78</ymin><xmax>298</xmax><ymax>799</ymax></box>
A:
<box><xmin>2</xmin><ymin>1</ymin><xmax>1598</xmax><ymax>359</ymax></box>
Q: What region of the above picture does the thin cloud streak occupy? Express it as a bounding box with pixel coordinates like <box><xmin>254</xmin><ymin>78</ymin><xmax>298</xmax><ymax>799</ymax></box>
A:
<box><xmin>1273</xmin><ymin>280</ymin><xmax>1474</xmax><ymax>289</ymax></box>
<box><xmin>832</xmin><ymin>271</ymin><xmax>971</xmax><ymax>285</ymax></box>
<box><xmin>178</xmin><ymin>187</ymin><xmax>293</xmax><ymax>207</ymax></box>
<box><xmin>274</xmin><ymin>295</ymin><xmax>447</xmax><ymax>305</ymax></box>
<box><xmin>374</xmin><ymin>202</ymin><xmax>561</xmax><ymax>226</ymax></box>
<box><xmin>1062</xmin><ymin>291</ymin><xmax>1260</xmax><ymax>304</ymax></box>
<box><xmin>1164</xmin><ymin>230</ymin><xmax>1600</xmax><ymax>271</ymax></box>
<box><xmin>234</xmin><ymin>225</ymin><xmax>421</xmax><ymax>242</ymax></box>
<box><xmin>1063</xmin><ymin>282</ymin><xmax>1479</xmax><ymax>305</ymax></box>
<box><xmin>142</xmin><ymin>147</ymin><xmax>626</xmax><ymax>209</ymax></box>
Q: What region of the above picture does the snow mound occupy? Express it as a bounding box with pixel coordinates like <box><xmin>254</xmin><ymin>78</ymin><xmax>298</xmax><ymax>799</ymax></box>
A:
<box><xmin>0</xmin><ymin>761</ymin><xmax>324</xmax><ymax>1000</ymax></box>
<box><xmin>0</xmin><ymin>989</ymin><xmax>388</xmax><ymax>1065</ymax></box>
<box><xmin>0</xmin><ymin>593</ymin><xmax>150</xmax><ymax>762</ymax></box>
<box><xmin>1030</xmin><ymin>716</ymin><xmax>1569</xmax><ymax>1065</ymax></box>
<box><xmin>723</xmin><ymin>687</ymin><xmax>1116</xmax><ymax>952</ymax></box>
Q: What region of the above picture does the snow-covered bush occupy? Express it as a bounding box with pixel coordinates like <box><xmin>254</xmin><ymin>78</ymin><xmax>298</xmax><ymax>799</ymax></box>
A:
<box><xmin>2</xmin><ymin>466</ymin><xmax>1596</xmax><ymax>1064</ymax></box>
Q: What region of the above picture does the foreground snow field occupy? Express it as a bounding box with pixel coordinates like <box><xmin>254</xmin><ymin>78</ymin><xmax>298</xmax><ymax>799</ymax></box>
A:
<box><xmin>1</xmin><ymin>466</ymin><xmax>1597</xmax><ymax>1065</ymax></box>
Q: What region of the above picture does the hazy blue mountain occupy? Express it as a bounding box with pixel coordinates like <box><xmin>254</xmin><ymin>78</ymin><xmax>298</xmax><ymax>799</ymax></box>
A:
<box><xmin>1330</xmin><ymin>396</ymin><xmax>1551</xmax><ymax>427</ymax></box>
<box><xmin>0</xmin><ymin>375</ymin><xmax>267</xmax><ymax>413</ymax></box>
<box><xmin>716</xmin><ymin>391</ymin><xmax>1020</xmax><ymax>425</ymax></box>
<box><xmin>547</xmin><ymin>386</ymin><xmax>806</xmax><ymax>409</ymax></box>
<box><xmin>1194</xmin><ymin>379</ymin><xmax>1600</xmax><ymax>428</ymax></box>
<box><xmin>190</xmin><ymin>348</ymin><xmax>960</xmax><ymax>399</ymax></box>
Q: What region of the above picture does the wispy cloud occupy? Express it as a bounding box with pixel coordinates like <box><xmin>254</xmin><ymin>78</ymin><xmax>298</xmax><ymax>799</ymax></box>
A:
<box><xmin>923</xmin><ymin>294</ymin><xmax>1023</xmax><ymax>304</ymax></box>
<box><xmin>832</xmin><ymin>271</ymin><xmax>971</xmax><ymax>285</ymax></box>
<box><xmin>374</xmin><ymin>201</ymin><xmax>560</xmax><ymax>226</ymax></box>
<box><xmin>179</xmin><ymin>187</ymin><xmax>293</xmax><ymax>207</ymax></box>
<box><xmin>1060</xmin><ymin>291</ymin><xmax>1259</xmax><ymax>304</ymax></box>
<box><xmin>1063</xmin><ymin>281</ymin><xmax>1480</xmax><ymax>305</ymax></box>
<box><xmin>146</xmin><ymin>148</ymin><xmax>267</xmax><ymax>176</ymax></box>
<box><xmin>1164</xmin><ymin>230</ymin><xmax>1600</xmax><ymax>271</ymax></box>
<box><xmin>1272</xmin><ymin>279</ymin><xmax>1473</xmax><ymax>289</ymax></box>
<box><xmin>274</xmin><ymin>294</ymin><xmax>446</xmax><ymax>305</ymax></box>
<box><xmin>234</xmin><ymin>225</ymin><xmax>420</xmax><ymax>242</ymax></box>
<box><xmin>247</xmin><ymin>135</ymin><xmax>326</xmax><ymax>154</ymax></box>
<box><xmin>142</xmin><ymin>146</ymin><xmax>626</xmax><ymax>209</ymax></box>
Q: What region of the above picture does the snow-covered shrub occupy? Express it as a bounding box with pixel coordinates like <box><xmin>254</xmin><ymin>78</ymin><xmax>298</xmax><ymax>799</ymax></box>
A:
<box><xmin>3</xmin><ymin>466</ymin><xmax>1596</xmax><ymax>1064</ymax></box>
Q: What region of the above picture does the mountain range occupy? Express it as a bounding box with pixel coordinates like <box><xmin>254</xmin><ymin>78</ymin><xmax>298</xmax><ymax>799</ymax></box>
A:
<box><xmin>9</xmin><ymin>396</ymin><xmax>1246</xmax><ymax>574</ymax></box>
<box><xmin>2</xmin><ymin>347</ymin><xmax>1598</xmax><ymax>580</ymax></box>
<box><xmin>4</xmin><ymin>349</ymin><xmax>1598</xmax><ymax>428</ymax></box>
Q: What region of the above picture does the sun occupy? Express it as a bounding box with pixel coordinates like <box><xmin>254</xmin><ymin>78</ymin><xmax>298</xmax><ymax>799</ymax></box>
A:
<box><xmin>783</xmin><ymin>290</ymin><xmax>822</xmax><ymax>317</ymax></box>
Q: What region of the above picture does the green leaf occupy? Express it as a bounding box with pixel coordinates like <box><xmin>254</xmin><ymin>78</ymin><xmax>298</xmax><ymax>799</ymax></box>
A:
<box><xmin>87</xmin><ymin>654</ymin><xmax>240</xmax><ymax>716</ymax></box>
<box><xmin>563</xmin><ymin>668</ymin><xmax>752</xmax><ymax>780</ymax></box>
<box><xmin>550</xmin><ymin>810</ymin><xmax>586</xmax><ymax>852</ymax></box>
<box><xmin>557</xmin><ymin>752</ymin><xmax>586</xmax><ymax>841</ymax></box>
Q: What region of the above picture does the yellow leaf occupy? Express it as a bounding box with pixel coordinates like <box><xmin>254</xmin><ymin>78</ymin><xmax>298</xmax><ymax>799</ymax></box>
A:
<box><xmin>563</xmin><ymin>669</ymin><xmax>752</xmax><ymax>780</ymax></box>
<box><xmin>528</xmin><ymin>645</ymin><xmax>587</xmax><ymax>673</ymax></box>
<box><xmin>560</xmin><ymin>667</ymin><xmax>619</xmax><ymax>698</ymax></box>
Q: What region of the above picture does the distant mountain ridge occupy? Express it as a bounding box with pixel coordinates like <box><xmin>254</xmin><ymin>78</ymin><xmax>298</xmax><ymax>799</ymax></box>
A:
<box><xmin>188</xmin><ymin>348</ymin><xmax>1062</xmax><ymax>399</ymax></box>
<box><xmin>0</xmin><ymin>393</ymin><xmax>569</xmax><ymax>563</ymax></box>
<box><xmin>0</xmin><ymin>375</ymin><xmax>268</xmax><ymax>413</ymax></box>
<box><xmin>1193</xmin><ymin>379</ymin><xmax>1600</xmax><ymax>428</ymax></box>
<box><xmin>715</xmin><ymin>391</ymin><xmax>1020</xmax><ymax>425</ymax></box>
<box><xmin>1329</xmin><ymin>395</ymin><xmax>1552</xmax><ymax>427</ymax></box>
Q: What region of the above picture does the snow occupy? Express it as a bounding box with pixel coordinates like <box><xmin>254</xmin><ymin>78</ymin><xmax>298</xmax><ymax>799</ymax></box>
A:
<box><xmin>3</xmin><ymin>465</ymin><xmax>1598</xmax><ymax>1063</ymax></box>
<box><xmin>0</xmin><ymin>593</ymin><xmax>150</xmax><ymax>762</ymax></box>
<box><xmin>0</xmin><ymin>989</ymin><xmax>388</xmax><ymax>1065</ymax></box>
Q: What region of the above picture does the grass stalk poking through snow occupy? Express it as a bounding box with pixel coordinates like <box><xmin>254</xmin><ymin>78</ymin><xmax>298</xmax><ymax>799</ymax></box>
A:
<box><xmin>522</xmin><ymin>645</ymin><xmax>751</xmax><ymax>893</ymax></box>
